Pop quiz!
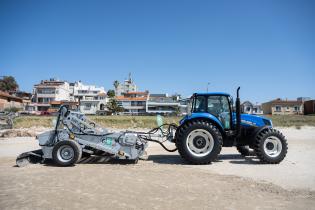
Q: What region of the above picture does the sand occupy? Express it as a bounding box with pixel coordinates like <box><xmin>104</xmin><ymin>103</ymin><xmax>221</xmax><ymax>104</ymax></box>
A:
<box><xmin>0</xmin><ymin>127</ymin><xmax>314</xmax><ymax>209</ymax></box>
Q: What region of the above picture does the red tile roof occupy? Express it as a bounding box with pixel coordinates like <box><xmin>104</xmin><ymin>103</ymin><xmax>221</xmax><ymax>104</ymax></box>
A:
<box><xmin>116</xmin><ymin>96</ymin><xmax>147</xmax><ymax>101</ymax></box>
<box><xmin>268</xmin><ymin>99</ymin><xmax>303</xmax><ymax>106</ymax></box>
<box><xmin>0</xmin><ymin>91</ymin><xmax>23</xmax><ymax>102</ymax></box>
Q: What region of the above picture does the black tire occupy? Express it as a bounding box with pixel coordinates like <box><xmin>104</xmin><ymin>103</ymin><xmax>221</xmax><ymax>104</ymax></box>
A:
<box><xmin>52</xmin><ymin>141</ymin><xmax>82</xmax><ymax>167</ymax></box>
<box><xmin>254</xmin><ymin>128</ymin><xmax>288</xmax><ymax>164</ymax></box>
<box><xmin>176</xmin><ymin>120</ymin><xmax>223</xmax><ymax>164</ymax></box>
<box><xmin>236</xmin><ymin>145</ymin><xmax>256</xmax><ymax>156</ymax></box>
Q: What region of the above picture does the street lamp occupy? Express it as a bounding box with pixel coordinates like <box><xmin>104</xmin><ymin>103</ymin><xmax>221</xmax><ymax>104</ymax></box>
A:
<box><xmin>206</xmin><ymin>82</ymin><xmax>211</xmax><ymax>92</ymax></box>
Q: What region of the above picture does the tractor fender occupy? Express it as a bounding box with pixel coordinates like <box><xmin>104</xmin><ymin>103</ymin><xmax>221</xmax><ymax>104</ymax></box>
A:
<box><xmin>180</xmin><ymin>113</ymin><xmax>224</xmax><ymax>130</ymax></box>
<box><xmin>251</xmin><ymin>125</ymin><xmax>272</xmax><ymax>144</ymax></box>
<box><xmin>176</xmin><ymin>117</ymin><xmax>225</xmax><ymax>141</ymax></box>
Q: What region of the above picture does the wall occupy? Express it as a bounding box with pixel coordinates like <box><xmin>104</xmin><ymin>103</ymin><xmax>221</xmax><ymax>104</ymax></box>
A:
<box><xmin>304</xmin><ymin>100</ymin><xmax>315</xmax><ymax>115</ymax></box>
<box><xmin>262</xmin><ymin>102</ymin><xmax>272</xmax><ymax>114</ymax></box>
<box><xmin>271</xmin><ymin>104</ymin><xmax>304</xmax><ymax>115</ymax></box>
<box><xmin>0</xmin><ymin>98</ymin><xmax>23</xmax><ymax>111</ymax></box>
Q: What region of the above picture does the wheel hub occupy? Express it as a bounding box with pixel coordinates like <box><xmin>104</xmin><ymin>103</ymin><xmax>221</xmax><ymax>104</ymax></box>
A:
<box><xmin>57</xmin><ymin>145</ymin><xmax>74</xmax><ymax>162</ymax></box>
<box><xmin>266</xmin><ymin>142</ymin><xmax>274</xmax><ymax>150</ymax></box>
<box><xmin>263</xmin><ymin>136</ymin><xmax>282</xmax><ymax>158</ymax></box>
<box><xmin>186</xmin><ymin>129</ymin><xmax>214</xmax><ymax>157</ymax></box>
<box><xmin>193</xmin><ymin>136</ymin><xmax>206</xmax><ymax>149</ymax></box>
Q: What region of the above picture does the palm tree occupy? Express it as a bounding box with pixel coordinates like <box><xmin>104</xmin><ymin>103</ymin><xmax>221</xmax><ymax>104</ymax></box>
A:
<box><xmin>113</xmin><ymin>80</ymin><xmax>120</xmax><ymax>90</ymax></box>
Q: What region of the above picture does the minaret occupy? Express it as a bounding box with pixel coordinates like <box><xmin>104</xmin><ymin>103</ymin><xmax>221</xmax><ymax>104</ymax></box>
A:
<box><xmin>128</xmin><ymin>72</ymin><xmax>132</xmax><ymax>83</ymax></box>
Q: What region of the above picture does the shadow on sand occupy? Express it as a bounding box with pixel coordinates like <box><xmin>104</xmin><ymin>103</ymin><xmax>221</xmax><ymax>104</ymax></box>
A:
<box><xmin>147</xmin><ymin>154</ymin><xmax>261</xmax><ymax>165</ymax></box>
<box><xmin>14</xmin><ymin>153</ymin><xmax>261</xmax><ymax>167</ymax></box>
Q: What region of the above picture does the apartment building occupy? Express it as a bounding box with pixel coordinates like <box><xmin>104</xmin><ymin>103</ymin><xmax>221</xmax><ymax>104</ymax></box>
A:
<box><xmin>115</xmin><ymin>73</ymin><xmax>137</xmax><ymax>96</ymax></box>
<box><xmin>70</xmin><ymin>81</ymin><xmax>107</xmax><ymax>115</ymax></box>
<box><xmin>146</xmin><ymin>93</ymin><xmax>180</xmax><ymax>115</ymax></box>
<box><xmin>33</xmin><ymin>79</ymin><xmax>70</xmax><ymax>111</ymax></box>
<box><xmin>116</xmin><ymin>91</ymin><xmax>148</xmax><ymax>115</ymax></box>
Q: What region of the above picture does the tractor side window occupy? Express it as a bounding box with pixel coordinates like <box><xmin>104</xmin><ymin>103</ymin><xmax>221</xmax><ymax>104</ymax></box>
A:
<box><xmin>207</xmin><ymin>96</ymin><xmax>231</xmax><ymax>129</ymax></box>
<box><xmin>194</xmin><ymin>96</ymin><xmax>206</xmax><ymax>113</ymax></box>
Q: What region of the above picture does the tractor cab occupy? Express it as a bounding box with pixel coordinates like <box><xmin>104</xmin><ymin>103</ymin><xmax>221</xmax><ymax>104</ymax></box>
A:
<box><xmin>187</xmin><ymin>92</ymin><xmax>234</xmax><ymax>130</ymax></box>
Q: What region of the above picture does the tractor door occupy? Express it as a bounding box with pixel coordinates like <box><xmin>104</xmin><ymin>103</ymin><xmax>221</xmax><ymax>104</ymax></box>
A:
<box><xmin>207</xmin><ymin>96</ymin><xmax>232</xmax><ymax>130</ymax></box>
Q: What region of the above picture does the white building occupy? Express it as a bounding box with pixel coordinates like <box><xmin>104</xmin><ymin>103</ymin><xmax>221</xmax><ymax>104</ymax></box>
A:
<box><xmin>33</xmin><ymin>79</ymin><xmax>71</xmax><ymax>111</ymax></box>
<box><xmin>115</xmin><ymin>73</ymin><xmax>137</xmax><ymax>96</ymax></box>
<box><xmin>241</xmin><ymin>101</ymin><xmax>263</xmax><ymax>115</ymax></box>
<box><xmin>116</xmin><ymin>91</ymin><xmax>148</xmax><ymax>115</ymax></box>
<box><xmin>146</xmin><ymin>93</ymin><xmax>180</xmax><ymax>115</ymax></box>
<box><xmin>70</xmin><ymin>81</ymin><xmax>108</xmax><ymax>115</ymax></box>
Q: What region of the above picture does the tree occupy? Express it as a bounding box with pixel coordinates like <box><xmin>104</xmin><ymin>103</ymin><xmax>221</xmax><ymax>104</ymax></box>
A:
<box><xmin>107</xmin><ymin>89</ymin><xmax>115</xmax><ymax>98</ymax></box>
<box><xmin>0</xmin><ymin>76</ymin><xmax>19</xmax><ymax>92</ymax></box>
<box><xmin>174</xmin><ymin>106</ymin><xmax>181</xmax><ymax>116</ymax></box>
<box><xmin>113</xmin><ymin>80</ymin><xmax>120</xmax><ymax>90</ymax></box>
<box><xmin>106</xmin><ymin>98</ymin><xmax>124</xmax><ymax>114</ymax></box>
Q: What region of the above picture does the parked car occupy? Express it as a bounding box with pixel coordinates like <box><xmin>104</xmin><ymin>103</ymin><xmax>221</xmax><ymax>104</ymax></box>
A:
<box><xmin>40</xmin><ymin>111</ymin><xmax>51</xmax><ymax>116</ymax></box>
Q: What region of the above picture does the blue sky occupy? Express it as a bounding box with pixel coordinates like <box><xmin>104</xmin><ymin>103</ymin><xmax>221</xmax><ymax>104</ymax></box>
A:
<box><xmin>0</xmin><ymin>0</ymin><xmax>314</xmax><ymax>103</ymax></box>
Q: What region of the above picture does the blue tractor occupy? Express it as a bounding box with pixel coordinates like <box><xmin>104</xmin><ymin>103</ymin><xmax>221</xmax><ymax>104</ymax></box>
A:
<box><xmin>174</xmin><ymin>87</ymin><xmax>288</xmax><ymax>164</ymax></box>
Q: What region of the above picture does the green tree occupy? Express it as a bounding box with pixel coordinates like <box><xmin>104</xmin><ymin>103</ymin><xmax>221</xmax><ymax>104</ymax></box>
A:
<box><xmin>174</xmin><ymin>106</ymin><xmax>181</xmax><ymax>116</ymax></box>
<box><xmin>107</xmin><ymin>89</ymin><xmax>115</xmax><ymax>98</ymax></box>
<box><xmin>0</xmin><ymin>76</ymin><xmax>19</xmax><ymax>92</ymax></box>
<box><xmin>106</xmin><ymin>98</ymin><xmax>124</xmax><ymax>114</ymax></box>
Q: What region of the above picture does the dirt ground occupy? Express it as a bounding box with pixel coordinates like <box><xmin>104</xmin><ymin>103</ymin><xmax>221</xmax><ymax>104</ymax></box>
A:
<box><xmin>0</xmin><ymin>127</ymin><xmax>315</xmax><ymax>209</ymax></box>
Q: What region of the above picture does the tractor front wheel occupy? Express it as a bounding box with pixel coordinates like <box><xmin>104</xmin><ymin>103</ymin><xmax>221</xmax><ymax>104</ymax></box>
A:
<box><xmin>176</xmin><ymin>120</ymin><xmax>223</xmax><ymax>164</ymax></box>
<box><xmin>254</xmin><ymin>128</ymin><xmax>288</xmax><ymax>164</ymax></box>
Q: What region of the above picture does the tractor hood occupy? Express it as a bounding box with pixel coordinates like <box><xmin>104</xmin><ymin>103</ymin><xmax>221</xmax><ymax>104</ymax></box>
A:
<box><xmin>180</xmin><ymin>113</ymin><xmax>272</xmax><ymax>130</ymax></box>
<box><xmin>239</xmin><ymin>114</ymin><xmax>272</xmax><ymax>127</ymax></box>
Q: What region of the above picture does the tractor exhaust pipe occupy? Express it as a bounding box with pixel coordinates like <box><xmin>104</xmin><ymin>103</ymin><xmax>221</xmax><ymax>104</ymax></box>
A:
<box><xmin>236</xmin><ymin>87</ymin><xmax>241</xmax><ymax>137</ymax></box>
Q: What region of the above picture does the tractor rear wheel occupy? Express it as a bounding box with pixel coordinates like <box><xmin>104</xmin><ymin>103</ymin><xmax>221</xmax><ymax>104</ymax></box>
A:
<box><xmin>52</xmin><ymin>141</ymin><xmax>82</xmax><ymax>167</ymax></box>
<box><xmin>176</xmin><ymin>120</ymin><xmax>223</xmax><ymax>164</ymax></box>
<box><xmin>236</xmin><ymin>145</ymin><xmax>256</xmax><ymax>156</ymax></box>
<box><xmin>254</xmin><ymin>128</ymin><xmax>288</xmax><ymax>164</ymax></box>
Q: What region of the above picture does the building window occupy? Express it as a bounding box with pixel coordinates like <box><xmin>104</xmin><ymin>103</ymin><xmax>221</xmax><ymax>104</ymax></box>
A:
<box><xmin>286</xmin><ymin>106</ymin><xmax>290</xmax><ymax>111</ymax></box>
<box><xmin>84</xmin><ymin>103</ymin><xmax>91</xmax><ymax>110</ymax></box>
<box><xmin>294</xmin><ymin>106</ymin><xmax>300</xmax><ymax>111</ymax></box>
<box><xmin>275</xmin><ymin>106</ymin><xmax>281</xmax><ymax>112</ymax></box>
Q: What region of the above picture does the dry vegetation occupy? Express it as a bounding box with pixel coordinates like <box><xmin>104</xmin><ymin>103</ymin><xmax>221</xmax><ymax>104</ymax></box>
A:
<box><xmin>13</xmin><ymin>115</ymin><xmax>180</xmax><ymax>129</ymax></box>
<box><xmin>13</xmin><ymin>115</ymin><xmax>315</xmax><ymax>129</ymax></box>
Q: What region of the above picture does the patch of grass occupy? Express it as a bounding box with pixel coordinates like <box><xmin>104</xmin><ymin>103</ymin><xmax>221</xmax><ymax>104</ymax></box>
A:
<box><xmin>13</xmin><ymin>116</ymin><xmax>54</xmax><ymax>128</ymax></box>
<box><xmin>264</xmin><ymin>115</ymin><xmax>315</xmax><ymax>127</ymax></box>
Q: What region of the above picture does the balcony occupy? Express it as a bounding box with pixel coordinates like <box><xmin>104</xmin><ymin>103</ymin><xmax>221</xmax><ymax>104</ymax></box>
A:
<box><xmin>37</xmin><ymin>93</ymin><xmax>56</xmax><ymax>98</ymax></box>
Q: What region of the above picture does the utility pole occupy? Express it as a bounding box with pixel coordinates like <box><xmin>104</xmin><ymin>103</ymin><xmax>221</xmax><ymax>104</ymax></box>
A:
<box><xmin>206</xmin><ymin>82</ymin><xmax>211</xmax><ymax>92</ymax></box>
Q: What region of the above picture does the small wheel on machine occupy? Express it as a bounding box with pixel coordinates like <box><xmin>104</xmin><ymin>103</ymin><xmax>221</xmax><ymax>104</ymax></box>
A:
<box><xmin>176</xmin><ymin>120</ymin><xmax>223</xmax><ymax>164</ymax></box>
<box><xmin>236</xmin><ymin>145</ymin><xmax>256</xmax><ymax>156</ymax></box>
<box><xmin>254</xmin><ymin>128</ymin><xmax>288</xmax><ymax>164</ymax></box>
<box><xmin>52</xmin><ymin>141</ymin><xmax>82</xmax><ymax>167</ymax></box>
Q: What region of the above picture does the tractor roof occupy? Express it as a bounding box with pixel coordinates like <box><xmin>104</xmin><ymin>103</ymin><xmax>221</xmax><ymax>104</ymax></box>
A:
<box><xmin>194</xmin><ymin>92</ymin><xmax>230</xmax><ymax>96</ymax></box>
